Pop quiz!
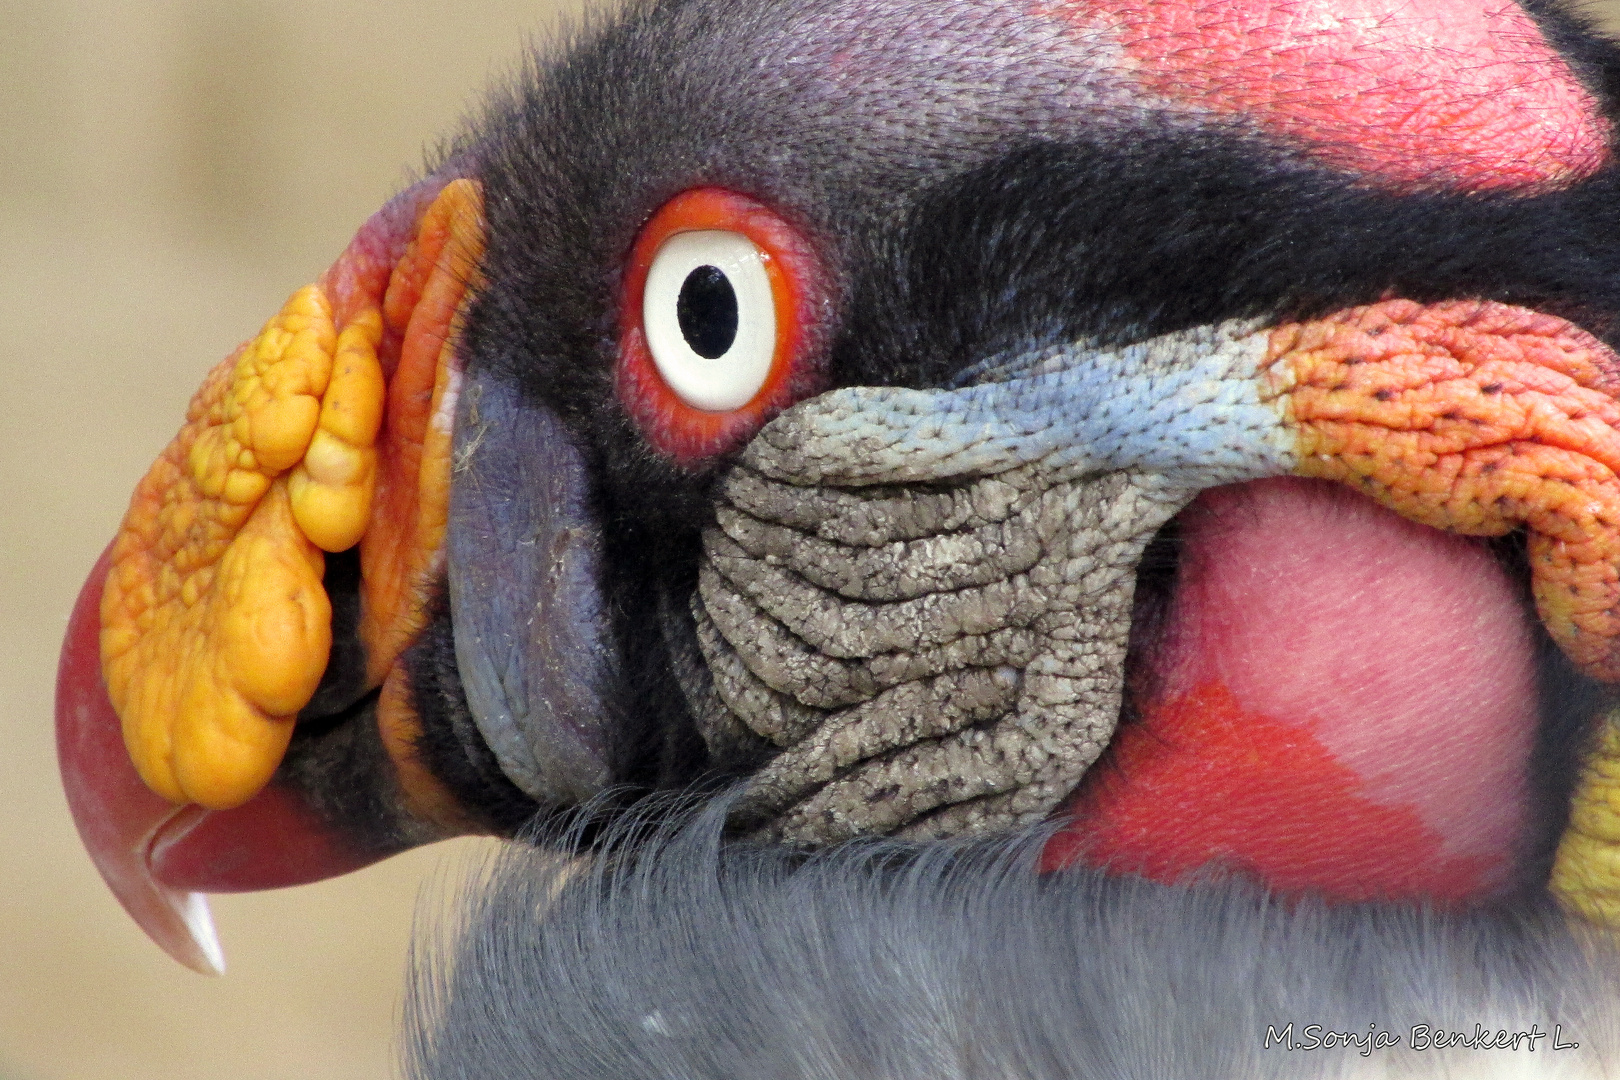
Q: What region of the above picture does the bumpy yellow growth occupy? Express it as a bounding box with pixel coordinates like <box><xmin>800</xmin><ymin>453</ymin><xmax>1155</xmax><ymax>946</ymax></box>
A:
<box><xmin>1266</xmin><ymin>299</ymin><xmax>1620</xmax><ymax>926</ymax></box>
<box><xmin>101</xmin><ymin>178</ymin><xmax>481</xmax><ymax>814</ymax></box>
<box><xmin>102</xmin><ymin>288</ymin><xmax>345</xmax><ymax>807</ymax></box>
<box><xmin>289</xmin><ymin>307</ymin><xmax>385</xmax><ymax>552</ymax></box>
<box><xmin>1552</xmin><ymin>713</ymin><xmax>1620</xmax><ymax>925</ymax></box>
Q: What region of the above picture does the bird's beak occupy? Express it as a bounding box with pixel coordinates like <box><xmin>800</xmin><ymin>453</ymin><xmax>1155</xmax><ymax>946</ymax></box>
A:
<box><xmin>55</xmin><ymin>173</ymin><xmax>487</xmax><ymax>972</ymax></box>
<box><xmin>57</xmin><ymin>551</ymin><xmax>387</xmax><ymax>973</ymax></box>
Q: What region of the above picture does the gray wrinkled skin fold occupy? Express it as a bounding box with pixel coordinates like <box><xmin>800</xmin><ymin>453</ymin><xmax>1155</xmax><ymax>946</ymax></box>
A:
<box><xmin>403</xmin><ymin>796</ymin><xmax>1620</xmax><ymax>1080</ymax></box>
<box><xmin>701</xmin><ymin>465</ymin><xmax>1187</xmax><ymax>842</ymax></box>
<box><xmin>679</xmin><ymin>324</ymin><xmax>1290</xmax><ymax>844</ymax></box>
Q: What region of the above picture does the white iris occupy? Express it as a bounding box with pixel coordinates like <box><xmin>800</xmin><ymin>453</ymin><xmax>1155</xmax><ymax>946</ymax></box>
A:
<box><xmin>642</xmin><ymin>230</ymin><xmax>776</xmax><ymax>411</ymax></box>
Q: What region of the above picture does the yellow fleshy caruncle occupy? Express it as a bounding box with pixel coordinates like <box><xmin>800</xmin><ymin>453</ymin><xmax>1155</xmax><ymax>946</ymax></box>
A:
<box><xmin>289</xmin><ymin>308</ymin><xmax>386</xmax><ymax>554</ymax></box>
<box><xmin>101</xmin><ymin>288</ymin><xmax>344</xmax><ymax>808</ymax></box>
<box><xmin>99</xmin><ymin>178</ymin><xmax>483</xmax><ymax>813</ymax></box>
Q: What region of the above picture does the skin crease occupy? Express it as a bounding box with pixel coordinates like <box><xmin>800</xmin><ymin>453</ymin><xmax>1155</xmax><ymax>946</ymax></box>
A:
<box><xmin>1055</xmin><ymin>477</ymin><xmax>1538</xmax><ymax>898</ymax></box>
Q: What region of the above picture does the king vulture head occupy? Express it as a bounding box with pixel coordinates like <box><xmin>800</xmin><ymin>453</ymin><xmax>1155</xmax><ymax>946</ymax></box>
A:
<box><xmin>53</xmin><ymin>0</ymin><xmax>1620</xmax><ymax>1074</ymax></box>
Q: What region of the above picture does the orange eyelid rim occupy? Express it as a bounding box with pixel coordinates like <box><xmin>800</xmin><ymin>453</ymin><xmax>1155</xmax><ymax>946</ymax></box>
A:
<box><xmin>617</xmin><ymin>187</ymin><xmax>827</xmax><ymax>463</ymax></box>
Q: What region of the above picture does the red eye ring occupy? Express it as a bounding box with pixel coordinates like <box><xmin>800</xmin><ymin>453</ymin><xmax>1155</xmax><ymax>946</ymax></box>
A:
<box><xmin>617</xmin><ymin>187</ymin><xmax>828</xmax><ymax>464</ymax></box>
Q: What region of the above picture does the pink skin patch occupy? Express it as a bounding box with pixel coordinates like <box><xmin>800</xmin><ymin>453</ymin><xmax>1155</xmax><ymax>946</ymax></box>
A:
<box><xmin>1050</xmin><ymin>0</ymin><xmax>1609</xmax><ymax>190</ymax></box>
<box><xmin>1046</xmin><ymin>478</ymin><xmax>1538</xmax><ymax>902</ymax></box>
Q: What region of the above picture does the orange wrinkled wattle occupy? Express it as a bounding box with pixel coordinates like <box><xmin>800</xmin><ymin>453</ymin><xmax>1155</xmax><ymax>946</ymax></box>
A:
<box><xmin>1268</xmin><ymin>299</ymin><xmax>1620</xmax><ymax>681</ymax></box>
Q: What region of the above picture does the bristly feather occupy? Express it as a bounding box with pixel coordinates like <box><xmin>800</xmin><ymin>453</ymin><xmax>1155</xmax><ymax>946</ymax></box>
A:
<box><xmin>404</xmin><ymin>794</ymin><xmax>1620</xmax><ymax>1080</ymax></box>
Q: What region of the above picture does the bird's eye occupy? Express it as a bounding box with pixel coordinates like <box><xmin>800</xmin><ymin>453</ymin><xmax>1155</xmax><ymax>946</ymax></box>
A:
<box><xmin>644</xmin><ymin>232</ymin><xmax>772</xmax><ymax>410</ymax></box>
<box><xmin>618</xmin><ymin>188</ymin><xmax>827</xmax><ymax>463</ymax></box>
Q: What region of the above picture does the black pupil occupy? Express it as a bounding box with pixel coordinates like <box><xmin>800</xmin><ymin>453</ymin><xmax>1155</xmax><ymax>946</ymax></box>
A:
<box><xmin>676</xmin><ymin>265</ymin><xmax>740</xmax><ymax>359</ymax></box>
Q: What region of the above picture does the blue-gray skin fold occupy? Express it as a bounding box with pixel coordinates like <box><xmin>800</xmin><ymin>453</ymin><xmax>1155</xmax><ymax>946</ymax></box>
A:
<box><xmin>448</xmin><ymin>366</ymin><xmax>615</xmax><ymax>807</ymax></box>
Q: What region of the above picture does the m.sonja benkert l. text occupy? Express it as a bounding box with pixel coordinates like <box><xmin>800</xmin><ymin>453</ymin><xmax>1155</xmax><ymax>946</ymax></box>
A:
<box><xmin>1263</xmin><ymin>1022</ymin><xmax>1581</xmax><ymax>1057</ymax></box>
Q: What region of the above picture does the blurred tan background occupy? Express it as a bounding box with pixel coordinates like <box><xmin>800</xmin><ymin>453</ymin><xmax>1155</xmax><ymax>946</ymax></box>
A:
<box><xmin>0</xmin><ymin>2</ymin><xmax>603</xmax><ymax>1078</ymax></box>
<box><xmin>7</xmin><ymin>1</ymin><xmax>1620</xmax><ymax>1078</ymax></box>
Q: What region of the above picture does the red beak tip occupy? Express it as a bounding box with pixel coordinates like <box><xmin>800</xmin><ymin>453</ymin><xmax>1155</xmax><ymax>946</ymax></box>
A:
<box><xmin>57</xmin><ymin>546</ymin><xmax>391</xmax><ymax>974</ymax></box>
<box><xmin>56</xmin><ymin>548</ymin><xmax>227</xmax><ymax>975</ymax></box>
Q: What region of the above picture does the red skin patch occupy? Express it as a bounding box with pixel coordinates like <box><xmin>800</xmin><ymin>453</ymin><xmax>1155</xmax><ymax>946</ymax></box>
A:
<box><xmin>1046</xmin><ymin>478</ymin><xmax>1537</xmax><ymax>902</ymax></box>
<box><xmin>1050</xmin><ymin>0</ymin><xmax>1609</xmax><ymax>189</ymax></box>
<box><xmin>1042</xmin><ymin>681</ymin><xmax>1502</xmax><ymax>901</ymax></box>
